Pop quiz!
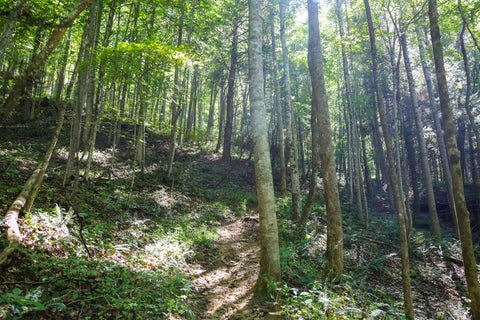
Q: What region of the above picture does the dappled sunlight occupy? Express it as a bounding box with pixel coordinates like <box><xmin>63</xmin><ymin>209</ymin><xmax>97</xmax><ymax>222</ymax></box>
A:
<box><xmin>189</xmin><ymin>215</ymin><xmax>261</xmax><ymax>319</ymax></box>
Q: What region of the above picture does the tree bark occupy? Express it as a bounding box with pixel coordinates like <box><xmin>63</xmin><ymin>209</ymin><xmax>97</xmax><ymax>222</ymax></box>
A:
<box><xmin>249</xmin><ymin>0</ymin><xmax>281</xmax><ymax>296</ymax></box>
<box><xmin>460</xmin><ymin>24</ymin><xmax>480</xmax><ymax>222</ymax></box>
<box><xmin>270</xmin><ymin>7</ymin><xmax>287</xmax><ymax>197</ymax></box>
<box><xmin>223</xmin><ymin>16</ymin><xmax>239</xmax><ymax>162</ymax></box>
<box><xmin>416</xmin><ymin>26</ymin><xmax>456</xmax><ymax>232</ymax></box>
<box><xmin>428</xmin><ymin>0</ymin><xmax>480</xmax><ymax>317</ymax></box>
<box><xmin>308</xmin><ymin>0</ymin><xmax>344</xmax><ymax>277</ymax></box>
<box><xmin>400</xmin><ymin>30</ymin><xmax>441</xmax><ymax>239</ymax></box>
<box><xmin>166</xmin><ymin>2</ymin><xmax>185</xmax><ymax>179</ymax></box>
<box><xmin>280</xmin><ymin>0</ymin><xmax>301</xmax><ymax>220</ymax></box>
<box><xmin>215</xmin><ymin>79</ymin><xmax>227</xmax><ymax>153</ymax></box>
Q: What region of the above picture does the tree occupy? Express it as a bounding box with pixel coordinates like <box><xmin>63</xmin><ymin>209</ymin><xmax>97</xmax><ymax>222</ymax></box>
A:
<box><xmin>249</xmin><ymin>0</ymin><xmax>281</xmax><ymax>295</ymax></box>
<box><xmin>0</xmin><ymin>0</ymin><xmax>92</xmax><ymax>122</ymax></box>
<box><xmin>307</xmin><ymin>0</ymin><xmax>344</xmax><ymax>277</ymax></box>
<box><xmin>415</xmin><ymin>26</ymin><xmax>456</xmax><ymax>233</ymax></box>
<box><xmin>223</xmin><ymin>14</ymin><xmax>239</xmax><ymax>161</ymax></box>
<box><xmin>428</xmin><ymin>0</ymin><xmax>480</xmax><ymax>316</ymax></box>
<box><xmin>364</xmin><ymin>0</ymin><xmax>414</xmax><ymax>317</ymax></box>
<box><xmin>280</xmin><ymin>0</ymin><xmax>301</xmax><ymax>220</ymax></box>
<box><xmin>399</xmin><ymin>25</ymin><xmax>441</xmax><ymax>238</ymax></box>
<box><xmin>335</xmin><ymin>0</ymin><xmax>366</xmax><ymax>225</ymax></box>
<box><xmin>269</xmin><ymin>6</ymin><xmax>287</xmax><ymax>197</ymax></box>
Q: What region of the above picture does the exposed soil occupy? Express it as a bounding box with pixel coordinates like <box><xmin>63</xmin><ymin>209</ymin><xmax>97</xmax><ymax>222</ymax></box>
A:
<box><xmin>188</xmin><ymin>214</ymin><xmax>263</xmax><ymax>320</ymax></box>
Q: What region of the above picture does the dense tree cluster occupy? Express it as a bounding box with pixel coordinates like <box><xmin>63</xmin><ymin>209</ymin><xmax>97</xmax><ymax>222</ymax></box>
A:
<box><xmin>1</xmin><ymin>0</ymin><xmax>480</xmax><ymax>317</ymax></box>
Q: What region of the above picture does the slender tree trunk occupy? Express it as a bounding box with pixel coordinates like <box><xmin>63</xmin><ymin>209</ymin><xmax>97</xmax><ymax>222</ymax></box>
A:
<box><xmin>24</xmin><ymin>29</ymin><xmax>75</xmax><ymax>211</ymax></box>
<box><xmin>64</xmin><ymin>18</ymin><xmax>91</xmax><ymax>184</ymax></box>
<box><xmin>280</xmin><ymin>0</ymin><xmax>301</xmax><ymax>220</ymax></box>
<box><xmin>166</xmin><ymin>2</ymin><xmax>185</xmax><ymax>179</ymax></box>
<box><xmin>216</xmin><ymin>80</ymin><xmax>227</xmax><ymax>153</ymax></box>
<box><xmin>84</xmin><ymin>0</ymin><xmax>115</xmax><ymax>181</ymax></box>
<box><xmin>428</xmin><ymin>0</ymin><xmax>480</xmax><ymax>317</ymax></box>
<box><xmin>249</xmin><ymin>0</ymin><xmax>281</xmax><ymax>296</ymax></box>
<box><xmin>336</xmin><ymin>0</ymin><xmax>365</xmax><ymax>224</ymax></box>
<box><xmin>400</xmin><ymin>30</ymin><xmax>441</xmax><ymax>238</ymax></box>
<box><xmin>223</xmin><ymin>16</ymin><xmax>239</xmax><ymax>161</ymax></box>
<box><xmin>416</xmin><ymin>26</ymin><xmax>456</xmax><ymax>232</ymax></box>
<box><xmin>81</xmin><ymin>0</ymin><xmax>101</xmax><ymax>150</ymax></box>
<box><xmin>186</xmin><ymin>69</ymin><xmax>199</xmax><ymax>142</ymax></box>
<box><xmin>207</xmin><ymin>80</ymin><xmax>218</xmax><ymax>140</ymax></box>
<box><xmin>403</xmin><ymin>107</ymin><xmax>421</xmax><ymax>216</ymax></box>
<box><xmin>300</xmin><ymin>95</ymin><xmax>319</xmax><ymax>228</ymax></box>
<box><xmin>460</xmin><ymin>25</ymin><xmax>480</xmax><ymax>222</ymax></box>
<box><xmin>308</xmin><ymin>0</ymin><xmax>344</xmax><ymax>277</ymax></box>
<box><xmin>270</xmin><ymin>8</ymin><xmax>287</xmax><ymax>196</ymax></box>
<box><xmin>364</xmin><ymin>0</ymin><xmax>413</xmax><ymax>317</ymax></box>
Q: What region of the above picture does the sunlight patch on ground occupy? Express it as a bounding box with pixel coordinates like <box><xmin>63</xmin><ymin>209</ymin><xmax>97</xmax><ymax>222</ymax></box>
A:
<box><xmin>189</xmin><ymin>215</ymin><xmax>260</xmax><ymax>319</ymax></box>
<box><xmin>142</xmin><ymin>235</ymin><xmax>192</xmax><ymax>269</ymax></box>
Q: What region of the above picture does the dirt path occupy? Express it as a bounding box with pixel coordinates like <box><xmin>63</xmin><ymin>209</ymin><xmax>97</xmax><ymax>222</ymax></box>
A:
<box><xmin>188</xmin><ymin>214</ymin><xmax>265</xmax><ymax>320</ymax></box>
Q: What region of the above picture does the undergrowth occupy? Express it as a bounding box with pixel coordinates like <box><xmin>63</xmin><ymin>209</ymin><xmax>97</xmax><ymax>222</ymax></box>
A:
<box><xmin>0</xmin><ymin>124</ymin><xmax>474</xmax><ymax>319</ymax></box>
<box><xmin>272</xmin><ymin>196</ymin><xmax>470</xmax><ymax>319</ymax></box>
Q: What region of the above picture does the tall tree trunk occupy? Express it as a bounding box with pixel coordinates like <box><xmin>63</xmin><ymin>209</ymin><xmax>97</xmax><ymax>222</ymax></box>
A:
<box><xmin>364</xmin><ymin>0</ymin><xmax>414</xmax><ymax>317</ymax></box>
<box><xmin>215</xmin><ymin>80</ymin><xmax>227</xmax><ymax>153</ymax></box>
<box><xmin>416</xmin><ymin>26</ymin><xmax>456</xmax><ymax>232</ymax></box>
<box><xmin>300</xmin><ymin>109</ymin><xmax>318</xmax><ymax>226</ymax></box>
<box><xmin>280</xmin><ymin>0</ymin><xmax>301</xmax><ymax>220</ymax></box>
<box><xmin>24</xmin><ymin>29</ymin><xmax>75</xmax><ymax>212</ymax></box>
<box><xmin>428</xmin><ymin>0</ymin><xmax>480</xmax><ymax>317</ymax></box>
<box><xmin>207</xmin><ymin>80</ymin><xmax>218</xmax><ymax>141</ymax></box>
<box><xmin>0</xmin><ymin>0</ymin><xmax>92</xmax><ymax>122</ymax></box>
<box><xmin>308</xmin><ymin>0</ymin><xmax>344</xmax><ymax>277</ymax></box>
<box><xmin>335</xmin><ymin>0</ymin><xmax>365</xmax><ymax>224</ymax></box>
<box><xmin>403</xmin><ymin>107</ymin><xmax>421</xmax><ymax>216</ymax></box>
<box><xmin>389</xmin><ymin>44</ymin><xmax>411</xmax><ymax>234</ymax></box>
<box><xmin>249</xmin><ymin>0</ymin><xmax>281</xmax><ymax>296</ymax></box>
<box><xmin>166</xmin><ymin>2</ymin><xmax>185</xmax><ymax>179</ymax></box>
<box><xmin>270</xmin><ymin>7</ymin><xmax>287</xmax><ymax>196</ymax></box>
<box><xmin>84</xmin><ymin>0</ymin><xmax>115</xmax><ymax>181</ymax></box>
<box><xmin>81</xmin><ymin>0</ymin><xmax>101</xmax><ymax>150</ymax></box>
<box><xmin>400</xmin><ymin>30</ymin><xmax>441</xmax><ymax>239</ymax></box>
<box><xmin>223</xmin><ymin>16</ymin><xmax>239</xmax><ymax>161</ymax></box>
<box><xmin>64</xmin><ymin>16</ymin><xmax>91</xmax><ymax>184</ymax></box>
<box><xmin>460</xmin><ymin>24</ymin><xmax>480</xmax><ymax>223</ymax></box>
<box><xmin>186</xmin><ymin>69</ymin><xmax>199</xmax><ymax>142</ymax></box>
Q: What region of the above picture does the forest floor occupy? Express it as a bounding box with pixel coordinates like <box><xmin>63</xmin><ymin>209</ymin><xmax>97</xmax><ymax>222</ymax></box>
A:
<box><xmin>0</xmin><ymin>122</ymin><xmax>476</xmax><ymax>319</ymax></box>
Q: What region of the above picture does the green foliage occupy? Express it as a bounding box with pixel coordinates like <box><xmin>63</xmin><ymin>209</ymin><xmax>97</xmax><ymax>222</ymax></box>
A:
<box><xmin>0</xmin><ymin>287</ymin><xmax>66</xmax><ymax>319</ymax></box>
<box><xmin>1</xmin><ymin>251</ymin><xmax>193</xmax><ymax>319</ymax></box>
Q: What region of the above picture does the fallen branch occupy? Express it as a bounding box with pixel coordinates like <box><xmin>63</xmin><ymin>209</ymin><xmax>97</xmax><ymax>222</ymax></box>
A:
<box><xmin>0</xmin><ymin>171</ymin><xmax>39</xmax><ymax>264</ymax></box>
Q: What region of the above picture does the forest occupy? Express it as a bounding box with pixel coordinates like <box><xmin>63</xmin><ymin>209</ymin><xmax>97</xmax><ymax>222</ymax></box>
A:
<box><xmin>0</xmin><ymin>0</ymin><xmax>480</xmax><ymax>318</ymax></box>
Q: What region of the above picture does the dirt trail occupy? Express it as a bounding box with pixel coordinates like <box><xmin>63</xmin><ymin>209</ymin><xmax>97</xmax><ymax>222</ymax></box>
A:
<box><xmin>188</xmin><ymin>214</ymin><xmax>265</xmax><ymax>320</ymax></box>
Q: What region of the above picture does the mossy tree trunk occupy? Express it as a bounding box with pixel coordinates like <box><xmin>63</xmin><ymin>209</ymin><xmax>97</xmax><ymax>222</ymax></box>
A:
<box><xmin>428</xmin><ymin>0</ymin><xmax>480</xmax><ymax>317</ymax></box>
